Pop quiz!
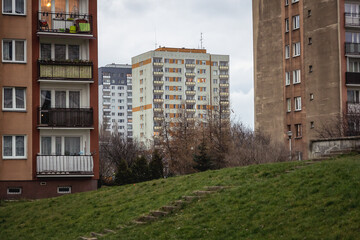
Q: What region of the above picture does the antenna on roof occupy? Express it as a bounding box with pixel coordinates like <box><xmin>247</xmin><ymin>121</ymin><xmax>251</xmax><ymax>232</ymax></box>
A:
<box><xmin>200</xmin><ymin>32</ymin><xmax>204</xmax><ymax>49</ymax></box>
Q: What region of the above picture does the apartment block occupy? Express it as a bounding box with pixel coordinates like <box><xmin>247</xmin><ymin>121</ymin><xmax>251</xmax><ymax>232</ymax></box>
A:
<box><xmin>132</xmin><ymin>47</ymin><xmax>230</xmax><ymax>147</ymax></box>
<box><xmin>253</xmin><ymin>0</ymin><xmax>359</xmax><ymax>159</ymax></box>
<box><xmin>98</xmin><ymin>64</ymin><xmax>133</xmax><ymax>138</ymax></box>
<box><xmin>0</xmin><ymin>0</ymin><xmax>98</xmax><ymax>199</ymax></box>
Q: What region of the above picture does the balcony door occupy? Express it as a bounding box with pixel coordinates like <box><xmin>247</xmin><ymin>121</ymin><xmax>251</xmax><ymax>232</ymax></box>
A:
<box><xmin>41</xmin><ymin>89</ymin><xmax>80</xmax><ymax>109</ymax></box>
<box><xmin>346</xmin><ymin>3</ymin><xmax>360</xmax><ymax>25</ymax></box>
<box><xmin>41</xmin><ymin>136</ymin><xmax>81</xmax><ymax>155</ymax></box>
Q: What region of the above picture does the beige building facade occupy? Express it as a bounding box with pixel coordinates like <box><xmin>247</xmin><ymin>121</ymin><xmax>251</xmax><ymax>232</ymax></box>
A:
<box><xmin>132</xmin><ymin>47</ymin><xmax>230</xmax><ymax>147</ymax></box>
<box><xmin>253</xmin><ymin>0</ymin><xmax>357</xmax><ymax>159</ymax></box>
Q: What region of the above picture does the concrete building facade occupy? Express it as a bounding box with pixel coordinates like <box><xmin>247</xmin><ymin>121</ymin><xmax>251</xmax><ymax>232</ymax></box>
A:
<box><xmin>98</xmin><ymin>64</ymin><xmax>133</xmax><ymax>138</ymax></box>
<box><xmin>253</xmin><ymin>0</ymin><xmax>358</xmax><ymax>159</ymax></box>
<box><xmin>132</xmin><ymin>47</ymin><xmax>230</xmax><ymax>147</ymax></box>
<box><xmin>0</xmin><ymin>0</ymin><xmax>99</xmax><ymax>199</ymax></box>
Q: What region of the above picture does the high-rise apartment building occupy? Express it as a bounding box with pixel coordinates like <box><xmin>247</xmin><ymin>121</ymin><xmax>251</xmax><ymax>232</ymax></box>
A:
<box><xmin>253</xmin><ymin>0</ymin><xmax>359</xmax><ymax>159</ymax></box>
<box><xmin>0</xmin><ymin>0</ymin><xmax>98</xmax><ymax>199</ymax></box>
<box><xmin>98</xmin><ymin>64</ymin><xmax>133</xmax><ymax>138</ymax></box>
<box><xmin>132</xmin><ymin>47</ymin><xmax>230</xmax><ymax>146</ymax></box>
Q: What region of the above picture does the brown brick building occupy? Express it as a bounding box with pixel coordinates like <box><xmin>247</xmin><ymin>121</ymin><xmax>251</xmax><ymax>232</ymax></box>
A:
<box><xmin>253</xmin><ymin>0</ymin><xmax>358</xmax><ymax>159</ymax></box>
<box><xmin>0</xmin><ymin>0</ymin><xmax>99</xmax><ymax>199</ymax></box>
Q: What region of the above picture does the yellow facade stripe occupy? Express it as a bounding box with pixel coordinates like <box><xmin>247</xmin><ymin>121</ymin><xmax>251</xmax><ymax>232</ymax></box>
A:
<box><xmin>155</xmin><ymin>47</ymin><xmax>207</xmax><ymax>54</ymax></box>
<box><xmin>132</xmin><ymin>58</ymin><xmax>152</xmax><ymax>69</ymax></box>
<box><xmin>132</xmin><ymin>104</ymin><xmax>153</xmax><ymax>112</ymax></box>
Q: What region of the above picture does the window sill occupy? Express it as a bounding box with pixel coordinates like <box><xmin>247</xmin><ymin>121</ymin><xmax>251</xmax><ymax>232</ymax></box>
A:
<box><xmin>293</xmin><ymin>28</ymin><xmax>300</xmax><ymax>31</ymax></box>
<box><xmin>293</xmin><ymin>82</ymin><xmax>301</xmax><ymax>85</ymax></box>
<box><xmin>2</xmin><ymin>157</ymin><xmax>27</xmax><ymax>160</ymax></box>
<box><xmin>2</xmin><ymin>60</ymin><xmax>27</xmax><ymax>64</ymax></box>
<box><xmin>295</xmin><ymin>136</ymin><xmax>302</xmax><ymax>139</ymax></box>
<box><xmin>295</xmin><ymin>109</ymin><xmax>302</xmax><ymax>112</ymax></box>
<box><xmin>2</xmin><ymin>13</ymin><xmax>26</xmax><ymax>16</ymax></box>
<box><xmin>293</xmin><ymin>55</ymin><xmax>300</xmax><ymax>58</ymax></box>
<box><xmin>2</xmin><ymin>109</ymin><xmax>27</xmax><ymax>112</ymax></box>
<box><xmin>285</xmin><ymin>84</ymin><xmax>290</xmax><ymax>86</ymax></box>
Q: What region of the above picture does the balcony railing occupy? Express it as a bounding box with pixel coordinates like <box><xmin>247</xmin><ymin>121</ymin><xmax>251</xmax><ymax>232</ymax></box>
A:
<box><xmin>346</xmin><ymin>72</ymin><xmax>360</xmax><ymax>85</ymax></box>
<box><xmin>345</xmin><ymin>43</ymin><xmax>360</xmax><ymax>55</ymax></box>
<box><xmin>37</xmin><ymin>155</ymin><xmax>94</xmax><ymax>177</ymax></box>
<box><xmin>347</xmin><ymin>102</ymin><xmax>360</xmax><ymax>114</ymax></box>
<box><xmin>345</xmin><ymin>13</ymin><xmax>360</xmax><ymax>28</ymax></box>
<box><xmin>39</xmin><ymin>107</ymin><xmax>93</xmax><ymax>128</ymax></box>
<box><xmin>185</xmin><ymin>72</ymin><xmax>196</xmax><ymax>77</ymax></box>
<box><xmin>219</xmin><ymin>65</ymin><xmax>229</xmax><ymax>70</ymax></box>
<box><xmin>37</xmin><ymin>12</ymin><xmax>93</xmax><ymax>36</ymax></box>
<box><xmin>38</xmin><ymin>60</ymin><xmax>93</xmax><ymax>81</ymax></box>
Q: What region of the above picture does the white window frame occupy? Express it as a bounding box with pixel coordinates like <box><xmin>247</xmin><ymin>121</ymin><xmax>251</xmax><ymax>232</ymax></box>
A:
<box><xmin>293</xmin><ymin>70</ymin><xmax>301</xmax><ymax>84</ymax></box>
<box><xmin>293</xmin><ymin>42</ymin><xmax>301</xmax><ymax>57</ymax></box>
<box><xmin>2</xmin><ymin>135</ymin><xmax>27</xmax><ymax>159</ymax></box>
<box><xmin>295</xmin><ymin>97</ymin><xmax>302</xmax><ymax>111</ymax></box>
<box><xmin>40</xmin><ymin>43</ymin><xmax>83</xmax><ymax>61</ymax></box>
<box><xmin>285</xmin><ymin>72</ymin><xmax>290</xmax><ymax>86</ymax></box>
<box><xmin>7</xmin><ymin>187</ymin><xmax>22</xmax><ymax>194</ymax></box>
<box><xmin>285</xmin><ymin>0</ymin><xmax>289</xmax><ymax>6</ymax></box>
<box><xmin>2</xmin><ymin>87</ymin><xmax>26</xmax><ymax>111</ymax></box>
<box><xmin>2</xmin><ymin>39</ymin><xmax>26</xmax><ymax>63</ymax></box>
<box><xmin>285</xmin><ymin>45</ymin><xmax>290</xmax><ymax>59</ymax></box>
<box><xmin>293</xmin><ymin>15</ymin><xmax>300</xmax><ymax>30</ymax></box>
<box><xmin>292</xmin><ymin>0</ymin><xmax>299</xmax><ymax>3</ymax></box>
<box><xmin>285</xmin><ymin>18</ymin><xmax>289</xmax><ymax>32</ymax></box>
<box><xmin>2</xmin><ymin>0</ymin><xmax>26</xmax><ymax>15</ymax></box>
<box><xmin>287</xmin><ymin>98</ymin><xmax>291</xmax><ymax>112</ymax></box>
<box><xmin>57</xmin><ymin>186</ymin><xmax>71</xmax><ymax>194</ymax></box>
<box><xmin>40</xmin><ymin>135</ymin><xmax>83</xmax><ymax>156</ymax></box>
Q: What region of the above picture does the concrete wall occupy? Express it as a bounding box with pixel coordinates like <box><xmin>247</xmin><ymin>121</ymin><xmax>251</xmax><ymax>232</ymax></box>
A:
<box><xmin>310</xmin><ymin>136</ymin><xmax>360</xmax><ymax>159</ymax></box>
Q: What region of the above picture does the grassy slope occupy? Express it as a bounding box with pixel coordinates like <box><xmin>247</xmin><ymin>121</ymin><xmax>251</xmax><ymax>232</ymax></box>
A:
<box><xmin>1</xmin><ymin>155</ymin><xmax>360</xmax><ymax>240</ymax></box>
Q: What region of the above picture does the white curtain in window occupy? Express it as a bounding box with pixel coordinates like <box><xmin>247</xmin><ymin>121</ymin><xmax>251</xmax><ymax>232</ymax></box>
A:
<box><xmin>3</xmin><ymin>0</ymin><xmax>12</xmax><ymax>13</ymax></box>
<box><xmin>15</xmin><ymin>41</ymin><xmax>24</xmax><ymax>61</ymax></box>
<box><xmin>41</xmin><ymin>44</ymin><xmax>51</xmax><ymax>60</ymax></box>
<box><xmin>69</xmin><ymin>91</ymin><xmax>80</xmax><ymax>108</ymax></box>
<box><xmin>41</xmin><ymin>137</ymin><xmax>51</xmax><ymax>155</ymax></box>
<box><xmin>41</xmin><ymin>90</ymin><xmax>51</xmax><ymax>109</ymax></box>
<box><xmin>65</xmin><ymin>137</ymin><xmax>80</xmax><ymax>155</ymax></box>
<box><xmin>15</xmin><ymin>88</ymin><xmax>25</xmax><ymax>109</ymax></box>
<box><xmin>55</xmin><ymin>137</ymin><xmax>62</xmax><ymax>155</ymax></box>
<box><xmin>55</xmin><ymin>44</ymin><xmax>66</xmax><ymax>61</ymax></box>
<box><xmin>16</xmin><ymin>136</ymin><xmax>25</xmax><ymax>156</ymax></box>
<box><xmin>4</xmin><ymin>88</ymin><xmax>13</xmax><ymax>108</ymax></box>
<box><xmin>68</xmin><ymin>45</ymin><xmax>79</xmax><ymax>60</ymax></box>
<box><xmin>3</xmin><ymin>41</ymin><xmax>12</xmax><ymax>60</ymax></box>
<box><xmin>3</xmin><ymin>136</ymin><xmax>12</xmax><ymax>156</ymax></box>
<box><xmin>15</xmin><ymin>0</ymin><xmax>24</xmax><ymax>14</ymax></box>
<box><xmin>55</xmin><ymin>91</ymin><xmax>66</xmax><ymax>108</ymax></box>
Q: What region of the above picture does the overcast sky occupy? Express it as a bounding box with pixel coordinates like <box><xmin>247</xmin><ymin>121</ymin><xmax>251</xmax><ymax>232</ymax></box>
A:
<box><xmin>98</xmin><ymin>0</ymin><xmax>254</xmax><ymax>128</ymax></box>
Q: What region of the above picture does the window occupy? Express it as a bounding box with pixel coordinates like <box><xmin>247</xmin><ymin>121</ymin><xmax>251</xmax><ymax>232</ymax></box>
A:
<box><xmin>348</xmin><ymin>90</ymin><xmax>360</xmax><ymax>103</ymax></box>
<box><xmin>310</xmin><ymin>93</ymin><xmax>314</xmax><ymax>100</ymax></box>
<box><xmin>285</xmin><ymin>72</ymin><xmax>290</xmax><ymax>86</ymax></box>
<box><xmin>293</xmin><ymin>70</ymin><xmax>301</xmax><ymax>84</ymax></box>
<box><xmin>293</xmin><ymin>15</ymin><xmax>300</xmax><ymax>30</ymax></box>
<box><xmin>213</xmin><ymin>88</ymin><xmax>218</xmax><ymax>93</ymax></box>
<box><xmin>308</xmin><ymin>10</ymin><xmax>311</xmax><ymax>17</ymax></box>
<box><xmin>309</xmin><ymin>65</ymin><xmax>313</xmax><ymax>73</ymax></box>
<box><xmin>2</xmin><ymin>0</ymin><xmax>25</xmax><ymax>15</ymax></box>
<box><xmin>7</xmin><ymin>187</ymin><xmax>22</xmax><ymax>195</ymax></box>
<box><xmin>213</xmin><ymin>70</ymin><xmax>218</xmax><ymax>75</ymax></box>
<box><xmin>285</xmin><ymin>0</ymin><xmax>289</xmax><ymax>6</ymax></box>
<box><xmin>285</xmin><ymin>18</ymin><xmax>289</xmax><ymax>32</ymax></box>
<box><xmin>3</xmin><ymin>87</ymin><xmax>25</xmax><ymax>111</ymax></box>
<box><xmin>285</xmin><ymin>45</ymin><xmax>290</xmax><ymax>59</ymax></box>
<box><xmin>2</xmin><ymin>39</ymin><xmax>26</xmax><ymax>62</ymax></box>
<box><xmin>294</xmin><ymin>97</ymin><xmax>301</xmax><ymax>111</ymax></box>
<box><xmin>310</xmin><ymin>121</ymin><xmax>314</xmax><ymax>129</ymax></box>
<box><xmin>295</xmin><ymin>124</ymin><xmax>302</xmax><ymax>138</ymax></box>
<box><xmin>287</xmin><ymin>98</ymin><xmax>291</xmax><ymax>112</ymax></box>
<box><xmin>3</xmin><ymin>135</ymin><xmax>26</xmax><ymax>159</ymax></box>
<box><xmin>41</xmin><ymin>136</ymin><xmax>81</xmax><ymax>156</ymax></box>
<box><xmin>293</xmin><ymin>42</ymin><xmax>301</xmax><ymax>57</ymax></box>
<box><xmin>308</xmin><ymin>37</ymin><xmax>312</xmax><ymax>45</ymax></box>
<box><xmin>57</xmin><ymin>186</ymin><xmax>71</xmax><ymax>194</ymax></box>
<box><xmin>348</xmin><ymin>58</ymin><xmax>360</xmax><ymax>72</ymax></box>
<box><xmin>292</xmin><ymin>0</ymin><xmax>299</xmax><ymax>3</ymax></box>
<box><xmin>41</xmin><ymin>43</ymin><xmax>80</xmax><ymax>61</ymax></box>
<box><xmin>213</xmin><ymin>79</ymin><xmax>218</xmax><ymax>84</ymax></box>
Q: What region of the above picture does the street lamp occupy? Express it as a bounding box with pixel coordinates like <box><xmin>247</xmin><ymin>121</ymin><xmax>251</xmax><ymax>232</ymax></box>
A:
<box><xmin>287</xmin><ymin>131</ymin><xmax>292</xmax><ymax>160</ymax></box>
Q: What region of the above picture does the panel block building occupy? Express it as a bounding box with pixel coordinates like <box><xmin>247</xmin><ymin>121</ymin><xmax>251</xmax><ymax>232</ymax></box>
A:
<box><xmin>131</xmin><ymin>47</ymin><xmax>230</xmax><ymax>147</ymax></box>
<box><xmin>98</xmin><ymin>64</ymin><xmax>133</xmax><ymax>138</ymax></box>
<box><xmin>0</xmin><ymin>0</ymin><xmax>98</xmax><ymax>199</ymax></box>
<box><xmin>253</xmin><ymin>0</ymin><xmax>359</xmax><ymax>159</ymax></box>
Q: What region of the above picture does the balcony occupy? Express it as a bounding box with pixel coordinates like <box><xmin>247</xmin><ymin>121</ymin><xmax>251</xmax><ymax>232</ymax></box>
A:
<box><xmin>38</xmin><ymin>60</ymin><xmax>93</xmax><ymax>82</ymax></box>
<box><xmin>153</xmin><ymin>71</ymin><xmax>164</xmax><ymax>76</ymax></box>
<box><xmin>153</xmin><ymin>62</ymin><xmax>164</xmax><ymax>67</ymax></box>
<box><xmin>347</xmin><ymin>102</ymin><xmax>360</xmax><ymax>113</ymax></box>
<box><xmin>185</xmin><ymin>64</ymin><xmax>196</xmax><ymax>68</ymax></box>
<box><xmin>345</xmin><ymin>13</ymin><xmax>360</xmax><ymax>28</ymax></box>
<box><xmin>185</xmin><ymin>72</ymin><xmax>196</xmax><ymax>78</ymax></box>
<box><xmin>154</xmin><ymin>126</ymin><xmax>162</xmax><ymax>131</ymax></box>
<box><xmin>186</xmin><ymin>109</ymin><xmax>196</xmax><ymax>112</ymax></box>
<box><xmin>154</xmin><ymin>117</ymin><xmax>165</xmax><ymax>122</ymax></box>
<box><xmin>154</xmin><ymin>89</ymin><xmax>164</xmax><ymax>94</ymax></box>
<box><xmin>103</xmin><ymin>108</ymin><xmax>111</xmax><ymax>112</ymax></box>
<box><xmin>219</xmin><ymin>74</ymin><xmax>229</xmax><ymax>79</ymax></box>
<box><xmin>186</xmin><ymin>90</ymin><xmax>196</xmax><ymax>95</ymax></box>
<box><xmin>38</xmin><ymin>108</ymin><xmax>93</xmax><ymax>128</ymax></box>
<box><xmin>185</xmin><ymin>81</ymin><xmax>196</xmax><ymax>86</ymax></box>
<box><xmin>37</xmin><ymin>12</ymin><xmax>93</xmax><ymax>38</ymax></box>
<box><xmin>220</xmin><ymin>101</ymin><xmax>230</xmax><ymax>105</ymax></box>
<box><xmin>220</xmin><ymin>92</ymin><xmax>229</xmax><ymax>97</ymax></box>
<box><xmin>153</xmin><ymin>108</ymin><xmax>163</xmax><ymax>112</ymax></box>
<box><xmin>37</xmin><ymin>155</ymin><xmax>94</xmax><ymax>177</ymax></box>
<box><xmin>346</xmin><ymin>72</ymin><xmax>360</xmax><ymax>85</ymax></box>
<box><xmin>219</xmin><ymin>65</ymin><xmax>229</xmax><ymax>70</ymax></box>
<box><xmin>345</xmin><ymin>43</ymin><xmax>360</xmax><ymax>55</ymax></box>
<box><xmin>154</xmin><ymin>99</ymin><xmax>164</xmax><ymax>103</ymax></box>
<box><xmin>186</xmin><ymin>99</ymin><xmax>196</xmax><ymax>104</ymax></box>
<box><xmin>220</xmin><ymin>83</ymin><xmax>229</xmax><ymax>87</ymax></box>
<box><xmin>154</xmin><ymin>80</ymin><xmax>164</xmax><ymax>85</ymax></box>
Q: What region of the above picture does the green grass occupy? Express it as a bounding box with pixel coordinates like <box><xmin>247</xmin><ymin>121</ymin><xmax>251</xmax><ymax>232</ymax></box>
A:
<box><xmin>1</xmin><ymin>155</ymin><xmax>360</xmax><ymax>240</ymax></box>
